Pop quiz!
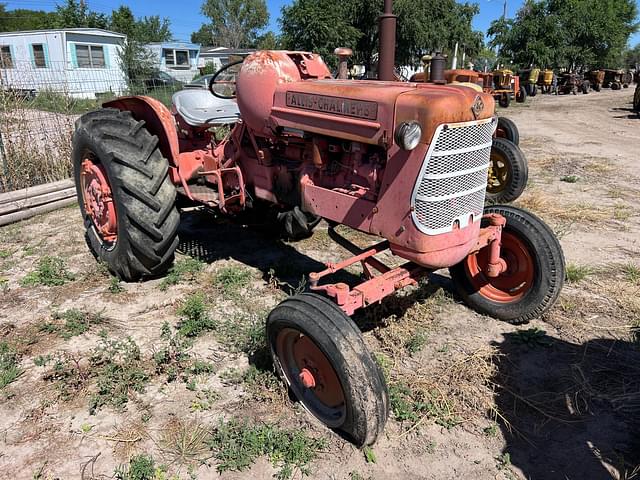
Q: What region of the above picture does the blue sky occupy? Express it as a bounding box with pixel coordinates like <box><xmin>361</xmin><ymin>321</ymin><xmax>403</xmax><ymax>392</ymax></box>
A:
<box><xmin>4</xmin><ymin>0</ymin><xmax>640</xmax><ymax>45</ymax></box>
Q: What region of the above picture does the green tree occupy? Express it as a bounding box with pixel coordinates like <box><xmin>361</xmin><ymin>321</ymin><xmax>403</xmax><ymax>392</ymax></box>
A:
<box><xmin>255</xmin><ymin>31</ymin><xmax>280</xmax><ymax>49</ymax></box>
<box><xmin>53</xmin><ymin>0</ymin><xmax>109</xmax><ymax>29</ymax></box>
<box><xmin>280</xmin><ymin>0</ymin><xmax>361</xmax><ymax>68</ymax></box>
<box><xmin>191</xmin><ymin>24</ymin><xmax>214</xmax><ymax>46</ymax></box>
<box><xmin>195</xmin><ymin>0</ymin><xmax>269</xmax><ymax>49</ymax></box>
<box><xmin>280</xmin><ymin>0</ymin><xmax>483</xmax><ymax>71</ymax></box>
<box><xmin>109</xmin><ymin>5</ymin><xmax>137</xmax><ymax>38</ymax></box>
<box><xmin>489</xmin><ymin>0</ymin><xmax>639</xmax><ymax>70</ymax></box>
<box><xmin>136</xmin><ymin>16</ymin><xmax>172</xmax><ymax>43</ymax></box>
<box><xmin>0</xmin><ymin>4</ymin><xmax>56</xmax><ymax>31</ymax></box>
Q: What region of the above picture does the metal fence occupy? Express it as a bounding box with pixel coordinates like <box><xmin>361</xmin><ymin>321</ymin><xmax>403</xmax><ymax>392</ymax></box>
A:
<box><xmin>0</xmin><ymin>60</ymin><xmax>188</xmax><ymax>193</ymax></box>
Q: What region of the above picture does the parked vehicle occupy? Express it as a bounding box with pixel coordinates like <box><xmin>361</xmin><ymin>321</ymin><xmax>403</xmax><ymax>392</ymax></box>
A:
<box><xmin>621</xmin><ymin>72</ymin><xmax>633</xmax><ymax>88</ymax></box>
<box><xmin>603</xmin><ymin>69</ymin><xmax>624</xmax><ymax>90</ymax></box>
<box><xmin>71</xmin><ymin>18</ymin><xmax>564</xmax><ymax>443</ymax></box>
<box><xmin>585</xmin><ymin>70</ymin><xmax>604</xmax><ymax>92</ymax></box>
<box><xmin>537</xmin><ymin>69</ymin><xmax>555</xmax><ymax>94</ymax></box>
<box><xmin>184</xmin><ymin>74</ymin><xmax>214</xmax><ymax>89</ymax></box>
<box><xmin>634</xmin><ymin>83</ymin><xmax>640</xmax><ymax>112</ymax></box>
<box><xmin>519</xmin><ymin>68</ymin><xmax>540</xmax><ymax>96</ymax></box>
<box><xmin>558</xmin><ymin>73</ymin><xmax>589</xmax><ymax>95</ymax></box>
<box><xmin>144</xmin><ymin>71</ymin><xmax>183</xmax><ymax>90</ymax></box>
<box><xmin>492</xmin><ymin>68</ymin><xmax>526</xmax><ymax>107</ymax></box>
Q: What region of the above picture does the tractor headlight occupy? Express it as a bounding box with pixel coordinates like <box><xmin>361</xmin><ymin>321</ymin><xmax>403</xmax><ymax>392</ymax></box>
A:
<box><xmin>395</xmin><ymin>121</ymin><xmax>422</xmax><ymax>150</ymax></box>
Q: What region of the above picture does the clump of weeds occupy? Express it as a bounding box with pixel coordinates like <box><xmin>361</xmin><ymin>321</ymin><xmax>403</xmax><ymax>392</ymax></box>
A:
<box><xmin>177</xmin><ymin>293</ymin><xmax>217</xmax><ymax>337</ymax></box>
<box><xmin>21</xmin><ymin>256</ymin><xmax>75</xmax><ymax>287</ymax></box>
<box><xmin>207</xmin><ymin>418</ymin><xmax>327</xmax><ymax>479</ymax></box>
<box><xmin>159</xmin><ymin>257</ymin><xmax>204</xmax><ymax>291</ymax></box>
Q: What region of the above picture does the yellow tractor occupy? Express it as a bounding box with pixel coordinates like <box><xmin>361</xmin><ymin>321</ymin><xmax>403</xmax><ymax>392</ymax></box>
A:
<box><xmin>538</xmin><ymin>69</ymin><xmax>555</xmax><ymax>94</ymax></box>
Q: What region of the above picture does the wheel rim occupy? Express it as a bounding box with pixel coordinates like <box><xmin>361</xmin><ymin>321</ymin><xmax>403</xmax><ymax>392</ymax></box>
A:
<box><xmin>464</xmin><ymin>231</ymin><xmax>535</xmax><ymax>303</ymax></box>
<box><xmin>487</xmin><ymin>148</ymin><xmax>511</xmax><ymax>194</ymax></box>
<box><xmin>276</xmin><ymin>328</ymin><xmax>346</xmax><ymax>427</ymax></box>
<box><xmin>495</xmin><ymin>127</ymin><xmax>506</xmax><ymax>139</ymax></box>
<box><xmin>80</xmin><ymin>154</ymin><xmax>117</xmax><ymax>245</ymax></box>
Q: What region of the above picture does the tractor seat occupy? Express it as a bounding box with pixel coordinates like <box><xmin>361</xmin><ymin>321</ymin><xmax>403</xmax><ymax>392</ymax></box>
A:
<box><xmin>172</xmin><ymin>89</ymin><xmax>240</xmax><ymax>127</ymax></box>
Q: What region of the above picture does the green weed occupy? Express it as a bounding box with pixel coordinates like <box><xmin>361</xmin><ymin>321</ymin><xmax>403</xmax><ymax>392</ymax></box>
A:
<box><xmin>207</xmin><ymin>419</ymin><xmax>327</xmax><ymax>480</ymax></box>
<box><xmin>0</xmin><ymin>249</ymin><xmax>11</xmax><ymax>259</ymax></box>
<box><xmin>153</xmin><ymin>322</ymin><xmax>193</xmax><ymax>382</ymax></box>
<box><xmin>114</xmin><ymin>454</ymin><xmax>166</xmax><ymax>480</ymax></box>
<box><xmin>389</xmin><ymin>382</ymin><xmax>459</xmax><ymax>428</ymax></box>
<box><xmin>405</xmin><ymin>329</ymin><xmax>429</xmax><ymax>354</ymax></box>
<box><xmin>0</xmin><ymin>276</ymin><xmax>8</xmax><ymax>291</ymax></box>
<box><xmin>50</xmin><ymin>309</ymin><xmax>104</xmax><ymax>339</ymax></box>
<box><xmin>21</xmin><ymin>256</ymin><xmax>75</xmax><ymax>287</ymax></box>
<box><xmin>177</xmin><ymin>293</ymin><xmax>216</xmax><ymax>337</ymax></box>
<box><xmin>88</xmin><ymin>334</ymin><xmax>148</xmax><ymax>414</ymax></box>
<box><xmin>560</xmin><ymin>175</ymin><xmax>579</xmax><ymax>183</ymax></box>
<box><xmin>484</xmin><ymin>423</ymin><xmax>498</xmax><ymax>437</ymax></box>
<box><xmin>217</xmin><ymin>311</ymin><xmax>267</xmax><ymax>357</ymax></box>
<box><xmin>363</xmin><ymin>446</ymin><xmax>376</xmax><ymax>463</ymax></box>
<box><xmin>622</xmin><ymin>263</ymin><xmax>640</xmax><ymax>284</ymax></box>
<box><xmin>565</xmin><ymin>263</ymin><xmax>592</xmax><ymax>283</ymax></box>
<box><xmin>213</xmin><ymin>265</ymin><xmax>253</xmax><ymax>297</ymax></box>
<box><xmin>33</xmin><ymin>354</ymin><xmax>52</xmax><ymax>367</ymax></box>
<box><xmin>159</xmin><ymin>257</ymin><xmax>204</xmax><ymax>291</ymax></box>
<box><xmin>109</xmin><ymin>277</ymin><xmax>125</xmax><ymax>293</ymax></box>
<box><xmin>0</xmin><ymin>341</ymin><xmax>22</xmax><ymax>389</ymax></box>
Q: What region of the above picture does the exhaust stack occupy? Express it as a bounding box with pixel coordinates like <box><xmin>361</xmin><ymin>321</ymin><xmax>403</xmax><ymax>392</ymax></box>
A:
<box><xmin>378</xmin><ymin>0</ymin><xmax>397</xmax><ymax>81</ymax></box>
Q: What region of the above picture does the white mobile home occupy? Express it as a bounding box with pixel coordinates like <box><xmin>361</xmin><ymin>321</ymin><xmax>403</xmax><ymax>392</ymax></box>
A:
<box><xmin>146</xmin><ymin>42</ymin><xmax>200</xmax><ymax>83</ymax></box>
<box><xmin>0</xmin><ymin>28</ymin><xmax>128</xmax><ymax>99</ymax></box>
<box><xmin>198</xmin><ymin>47</ymin><xmax>254</xmax><ymax>72</ymax></box>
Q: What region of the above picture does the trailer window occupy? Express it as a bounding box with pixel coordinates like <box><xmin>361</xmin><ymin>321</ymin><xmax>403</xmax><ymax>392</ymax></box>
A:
<box><xmin>164</xmin><ymin>49</ymin><xmax>190</xmax><ymax>68</ymax></box>
<box><xmin>0</xmin><ymin>46</ymin><xmax>12</xmax><ymax>68</ymax></box>
<box><xmin>75</xmin><ymin>45</ymin><xmax>106</xmax><ymax>68</ymax></box>
<box><xmin>32</xmin><ymin>44</ymin><xmax>47</xmax><ymax>68</ymax></box>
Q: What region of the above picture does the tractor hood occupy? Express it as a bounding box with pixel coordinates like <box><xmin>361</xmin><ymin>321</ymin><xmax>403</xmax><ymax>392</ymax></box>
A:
<box><xmin>269</xmin><ymin>79</ymin><xmax>495</xmax><ymax>147</ymax></box>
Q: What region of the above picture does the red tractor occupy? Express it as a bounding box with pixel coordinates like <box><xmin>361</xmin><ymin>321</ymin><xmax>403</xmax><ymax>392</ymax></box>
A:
<box><xmin>72</xmin><ymin>3</ymin><xmax>564</xmax><ymax>446</ymax></box>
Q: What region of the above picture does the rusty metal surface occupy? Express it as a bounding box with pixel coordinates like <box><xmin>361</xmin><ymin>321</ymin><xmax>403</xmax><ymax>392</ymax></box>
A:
<box><xmin>378</xmin><ymin>0</ymin><xmax>397</xmax><ymax>81</ymax></box>
<box><xmin>103</xmin><ymin>96</ymin><xmax>180</xmax><ymax>167</ymax></box>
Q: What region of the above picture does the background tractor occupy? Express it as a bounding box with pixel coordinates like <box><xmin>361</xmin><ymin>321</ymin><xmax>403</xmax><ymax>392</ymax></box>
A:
<box><xmin>71</xmin><ymin>0</ymin><xmax>564</xmax><ymax>446</ymax></box>
<box><xmin>558</xmin><ymin>72</ymin><xmax>590</xmax><ymax>95</ymax></box>
<box><xmin>586</xmin><ymin>70</ymin><xmax>605</xmax><ymax>91</ymax></box>
<box><xmin>491</xmin><ymin>68</ymin><xmax>527</xmax><ymax>107</ymax></box>
<box><xmin>603</xmin><ymin>69</ymin><xmax>624</xmax><ymax>89</ymax></box>
<box><xmin>519</xmin><ymin>68</ymin><xmax>540</xmax><ymax>96</ymax></box>
<box><xmin>537</xmin><ymin>69</ymin><xmax>555</xmax><ymax>94</ymax></box>
<box><xmin>634</xmin><ymin>82</ymin><xmax>640</xmax><ymax>112</ymax></box>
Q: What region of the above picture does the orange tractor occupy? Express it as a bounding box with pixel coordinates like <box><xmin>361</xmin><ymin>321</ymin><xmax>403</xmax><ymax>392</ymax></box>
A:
<box><xmin>72</xmin><ymin>0</ymin><xmax>564</xmax><ymax>445</ymax></box>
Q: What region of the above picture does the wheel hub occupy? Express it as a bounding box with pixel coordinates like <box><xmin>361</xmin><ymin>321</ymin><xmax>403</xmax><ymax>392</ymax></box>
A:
<box><xmin>80</xmin><ymin>157</ymin><xmax>117</xmax><ymax>243</ymax></box>
<box><xmin>487</xmin><ymin>150</ymin><xmax>511</xmax><ymax>193</ymax></box>
<box><xmin>465</xmin><ymin>231</ymin><xmax>535</xmax><ymax>303</ymax></box>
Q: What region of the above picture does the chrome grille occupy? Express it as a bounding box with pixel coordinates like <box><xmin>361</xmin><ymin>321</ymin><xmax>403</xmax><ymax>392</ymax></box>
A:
<box><xmin>411</xmin><ymin>118</ymin><xmax>496</xmax><ymax>235</ymax></box>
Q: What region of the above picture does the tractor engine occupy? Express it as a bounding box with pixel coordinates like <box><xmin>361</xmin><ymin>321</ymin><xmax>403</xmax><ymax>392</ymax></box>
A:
<box><xmin>232</xmin><ymin>50</ymin><xmax>497</xmax><ymax>269</ymax></box>
<box><xmin>230</xmin><ymin>51</ymin><xmax>496</xmax><ymax>268</ymax></box>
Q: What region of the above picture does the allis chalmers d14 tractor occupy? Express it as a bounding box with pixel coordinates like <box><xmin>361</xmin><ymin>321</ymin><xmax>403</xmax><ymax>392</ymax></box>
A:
<box><xmin>72</xmin><ymin>3</ymin><xmax>565</xmax><ymax>446</ymax></box>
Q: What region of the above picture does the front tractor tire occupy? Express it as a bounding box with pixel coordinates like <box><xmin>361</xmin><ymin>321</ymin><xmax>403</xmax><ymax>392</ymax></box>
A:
<box><xmin>450</xmin><ymin>205</ymin><xmax>565</xmax><ymax>324</ymax></box>
<box><xmin>485</xmin><ymin>137</ymin><xmax>528</xmax><ymax>204</ymax></box>
<box><xmin>266</xmin><ymin>293</ymin><xmax>389</xmax><ymax>446</ymax></box>
<box><xmin>73</xmin><ymin>108</ymin><xmax>180</xmax><ymax>281</ymax></box>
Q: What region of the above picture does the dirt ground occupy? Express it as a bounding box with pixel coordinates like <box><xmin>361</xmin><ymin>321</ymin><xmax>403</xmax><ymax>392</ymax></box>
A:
<box><xmin>1</xmin><ymin>88</ymin><xmax>639</xmax><ymax>480</ymax></box>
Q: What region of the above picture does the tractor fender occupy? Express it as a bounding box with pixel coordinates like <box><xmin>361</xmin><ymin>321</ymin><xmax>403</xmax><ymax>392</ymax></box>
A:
<box><xmin>103</xmin><ymin>96</ymin><xmax>180</xmax><ymax>168</ymax></box>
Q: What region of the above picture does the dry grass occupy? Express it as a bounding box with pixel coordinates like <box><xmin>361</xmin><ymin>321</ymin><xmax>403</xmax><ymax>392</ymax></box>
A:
<box><xmin>515</xmin><ymin>189</ymin><xmax>612</xmax><ymax>223</ymax></box>
<box><xmin>157</xmin><ymin>417</ymin><xmax>211</xmax><ymax>468</ymax></box>
<box><xmin>0</xmin><ymin>91</ymin><xmax>76</xmax><ymax>192</ymax></box>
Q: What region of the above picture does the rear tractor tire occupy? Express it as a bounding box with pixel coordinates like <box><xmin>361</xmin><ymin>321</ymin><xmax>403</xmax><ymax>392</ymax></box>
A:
<box><xmin>266</xmin><ymin>293</ymin><xmax>389</xmax><ymax>446</ymax></box>
<box><xmin>498</xmin><ymin>93</ymin><xmax>510</xmax><ymax>108</ymax></box>
<box><xmin>582</xmin><ymin>81</ymin><xmax>590</xmax><ymax>94</ymax></box>
<box><xmin>72</xmin><ymin>108</ymin><xmax>180</xmax><ymax>281</ymax></box>
<box><xmin>496</xmin><ymin>117</ymin><xmax>519</xmax><ymax>145</ymax></box>
<box><xmin>485</xmin><ymin>137</ymin><xmax>528</xmax><ymax>204</ymax></box>
<box><xmin>633</xmin><ymin>85</ymin><xmax>640</xmax><ymax>112</ymax></box>
<box><xmin>450</xmin><ymin>205</ymin><xmax>565</xmax><ymax>324</ymax></box>
<box><xmin>516</xmin><ymin>86</ymin><xmax>527</xmax><ymax>103</ymax></box>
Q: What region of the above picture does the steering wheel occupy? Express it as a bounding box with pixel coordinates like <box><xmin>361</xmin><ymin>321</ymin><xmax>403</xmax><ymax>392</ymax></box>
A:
<box><xmin>208</xmin><ymin>59</ymin><xmax>244</xmax><ymax>99</ymax></box>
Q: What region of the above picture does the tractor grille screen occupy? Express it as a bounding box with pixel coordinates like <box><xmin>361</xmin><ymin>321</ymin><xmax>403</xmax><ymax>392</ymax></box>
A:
<box><xmin>411</xmin><ymin>118</ymin><xmax>496</xmax><ymax>235</ymax></box>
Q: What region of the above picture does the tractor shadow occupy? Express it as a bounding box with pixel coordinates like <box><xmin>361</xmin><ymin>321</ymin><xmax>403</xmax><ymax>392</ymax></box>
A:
<box><xmin>176</xmin><ymin>208</ymin><xmax>450</xmax><ymax>323</ymax></box>
<box><xmin>493</xmin><ymin>331</ymin><xmax>640</xmax><ymax>479</ymax></box>
<box><xmin>176</xmin><ymin>208</ymin><xmax>361</xmax><ymax>295</ymax></box>
<box><xmin>610</xmin><ymin>106</ymin><xmax>639</xmax><ymax>119</ymax></box>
